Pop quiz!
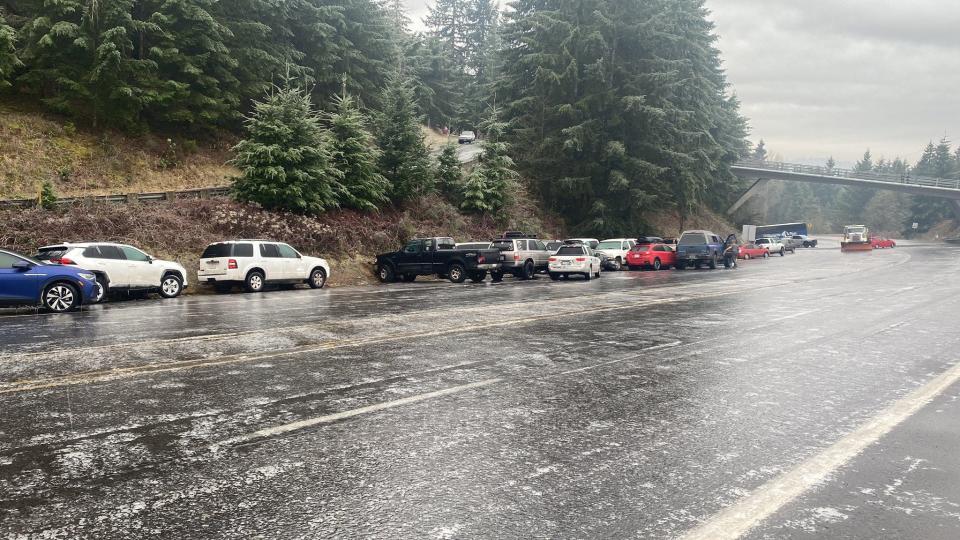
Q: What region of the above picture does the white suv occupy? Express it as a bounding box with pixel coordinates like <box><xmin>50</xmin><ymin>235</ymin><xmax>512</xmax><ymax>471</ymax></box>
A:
<box><xmin>595</xmin><ymin>238</ymin><xmax>637</xmax><ymax>270</ymax></box>
<box><xmin>36</xmin><ymin>242</ymin><xmax>189</xmax><ymax>302</ymax></box>
<box><xmin>197</xmin><ymin>240</ymin><xmax>331</xmax><ymax>293</ymax></box>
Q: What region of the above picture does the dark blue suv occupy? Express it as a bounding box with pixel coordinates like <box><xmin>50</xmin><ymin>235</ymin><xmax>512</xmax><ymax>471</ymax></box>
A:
<box><xmin>0</xmin><ymin>249</ymin><xmax>98</xmax><ymax>312</ymax></box>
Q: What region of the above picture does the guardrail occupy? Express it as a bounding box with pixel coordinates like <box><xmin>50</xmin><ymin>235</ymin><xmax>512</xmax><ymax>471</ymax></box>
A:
<box><xmin>734</xmin><ymin>159</ymin><xmax>960</xmax><ymax>191</ymax></box>
<box><xmin>0</xmin><ymin>186</ymin><xmax>232</xmax><ymax>209</ymax></box>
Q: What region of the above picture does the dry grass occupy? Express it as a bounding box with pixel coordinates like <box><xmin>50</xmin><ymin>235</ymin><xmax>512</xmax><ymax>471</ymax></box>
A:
<box><xmin>0</xmin><ymin>102</ymin><xmax>236</xmax><ymax>199</ymax></box>
<box><xmin>648</xmin><ymin>207</ymin><xmax>739</xmax><ymax>238</ymax></box>
<box><xmin>421</xmin><ymin>126</ymin><xmax>457</xmax><ymax>150</ymax></box>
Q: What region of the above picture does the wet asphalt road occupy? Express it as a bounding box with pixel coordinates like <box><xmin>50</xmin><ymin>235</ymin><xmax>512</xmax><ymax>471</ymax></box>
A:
<box><xmin>2</xmin><ymin>240</ymin><xmax>960</xmax><ymax>538</ymax></box>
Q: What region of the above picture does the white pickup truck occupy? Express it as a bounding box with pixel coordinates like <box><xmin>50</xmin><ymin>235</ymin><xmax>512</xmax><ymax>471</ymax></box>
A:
<box><xmin>754</xmin><ymin>237</ymin><xmax>791</xmax><ymax>256</ymax></box>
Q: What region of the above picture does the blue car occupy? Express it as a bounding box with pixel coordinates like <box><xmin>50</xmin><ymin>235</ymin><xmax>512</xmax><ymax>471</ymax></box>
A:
<box><xmin>0</xmin><ymin>249</ymin><xmax>98</xmax><ymax>312</ymax></box>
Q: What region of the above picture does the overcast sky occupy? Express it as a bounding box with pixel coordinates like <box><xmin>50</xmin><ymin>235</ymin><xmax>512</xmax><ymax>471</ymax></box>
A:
<box><xmin>404</xmin><ymin>0</ymin><xmax>960</xmax><ymax>165</ymax></box>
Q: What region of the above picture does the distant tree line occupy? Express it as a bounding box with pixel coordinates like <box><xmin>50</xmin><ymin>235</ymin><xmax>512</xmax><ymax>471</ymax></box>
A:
<box><xmin>0</xmin><ymin>0</ymin><xmax>750</xmax><ymax>233</ymax></box>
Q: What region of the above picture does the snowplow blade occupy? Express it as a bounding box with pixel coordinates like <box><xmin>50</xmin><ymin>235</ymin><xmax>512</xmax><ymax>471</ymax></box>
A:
<box><xmin>841</xmin><ymin>242</ymin><xmax>873</xmax><ymax>252</ymax></box>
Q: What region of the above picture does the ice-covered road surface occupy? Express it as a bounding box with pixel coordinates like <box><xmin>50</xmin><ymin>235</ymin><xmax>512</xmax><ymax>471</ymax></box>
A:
<box><xmin>2</xmin><ymin>240</ymin><xmax>960</xmax><ymax>539</ymax></box>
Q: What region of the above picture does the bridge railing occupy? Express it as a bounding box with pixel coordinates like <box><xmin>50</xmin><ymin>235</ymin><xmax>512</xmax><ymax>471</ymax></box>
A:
<box><xmin>734</xmin><ymin>159</ymin><xmax>960</xmax><ymax>191</ymax></box>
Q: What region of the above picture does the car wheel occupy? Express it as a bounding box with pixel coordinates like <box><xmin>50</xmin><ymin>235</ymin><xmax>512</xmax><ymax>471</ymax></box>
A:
<box><xmin>608</xmin><ymin>258</ymin><xmax>621</xmax><ymax>271</ymax></box>
<box><xmin>780</xmin><ymin>248</ymin><xmax>785</xmax><ymax>256</ymax></box>
<box><xmin>448</xmin><ymin>264</ymin><xmax>467</xmax><ymax>283</ymax></box>
<box><xmin>708</xmin><ymin>255</ymin><xmax>718</xmax><ymax>270</ymax></box>
<box><xmin>43</xmin><ymin>282</ymin><xmax>79</xmax><ymax>312</ymax></box>
<box><xmin>491</xmin><ymin>271</ymin><xmax>504</xmax><ymax>283</ymax></box>
<box><xmin>309</xmin><ymin>268</ymin><xmax>328</xmax><ymax>289</ymax></box>
<box><xmin>653</xmin><ymin>258</ymin><xmax>662</xmax><ymax>271</ymax></box>
<box><xmin>469</xmin><ymin>271</ymin><xmax>487</xmax><ymax>283</ymax></box>
<box><xmin>159</xmin><ymin>274</ymin><xmax>183</xmax><ymax>298</ymax></box>
<box><xmin>522</xmin><ymin>260</ymin><xmax>535</xmax><ymax>280</ymax></box>
<box><xmin>549</xmin><ymin>273</ymin><xmax>560</xmax><ymax>281</ymax></box>
<box><xmin>377</xmin><ymin>264</ymin><xmax>395</xmax><ymax>283</ymax></box>
<box><xmin>584</xmin><ymin>271</ymin><xmax>592</xmax><ymax>281</ymax></box>
<box><xmin>245</xmin><ymin>271</ymin><xmax>265</xmax><ymax>293</ymax></box>
<box><xmin>92</xmin><ymin>276</ymin><xmax>107</xmax><ymax>303</ymax></box>
<box><xmin>743</xmin><ymin>253</ymin><xmax>751</xmax><ymax>260</ymax></box>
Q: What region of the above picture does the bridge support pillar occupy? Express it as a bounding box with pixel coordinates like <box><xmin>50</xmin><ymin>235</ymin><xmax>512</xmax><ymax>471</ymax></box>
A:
<box><xmin>727</xmin><ymin>179</ymin><xmax>769</xmax><ymax>216</ymax></box>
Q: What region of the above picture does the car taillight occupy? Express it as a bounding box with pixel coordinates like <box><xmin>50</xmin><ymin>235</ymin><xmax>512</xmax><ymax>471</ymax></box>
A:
<box><xmin>548</xmin><ymin>257</ymin><xmax>557</xmax><ymax>262</ymax></box>
<box><xmin>575</xmin><ymin>257</ymin><xmax>586</xmax><ymax>262</ymax></box>
<box><xmin>513</xmin><ymin>253</ymin><xmax>520</xmax><ymax>261</ymax></box>
<box><xmin>228</xmin><ymin>259</ymin><xmax>238</xmax><ymax>269</ymax></box>
<box><xmin>58</xmin><ymin>257</ymin><xmax>76</xmax><ymax>265</ymax></box>
<box><xmin>478</xmin><ymin>256</ymin><xmax>485</xmax><ymax>264</ymax></box>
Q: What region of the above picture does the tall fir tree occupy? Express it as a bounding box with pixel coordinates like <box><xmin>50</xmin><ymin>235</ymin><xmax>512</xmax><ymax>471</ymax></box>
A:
<box><xmin>376</xmin><ymin>72</ymin><xmax>434</xmax><ymax>201</ymax></box>
<box><xmin>326</xmin><ymin>91</ymin><xmax>390</xmax><ymax>211</ymax></box>
<box><xmin>460</xmin><ymin>167</ymin><xmax>492</xmax><ymax>213</ymax></box>
<box><xmin>907</xmin><ymin>139</ymin><xmax>956</xmax><ymax>231</ymax></box>
<box><xmin>753</xmin><ymin>140</ymin><xmax>768</xmax><ymax>161</ymax></box>
<box><xmin>435</xmin><ymin>142</ymin><xmax>464</xmax><ymax>198</ymax></box>
<box><xmin>0</xmin><ymin>14</ymin><xmax>19</xmax><ymax>89</ymax></box>
<box><xmin>470</xmin><ymin>105</ymin><xmax>517</xmax><ymax>212</ymax></box>
<box><xmin>231</xmin><ymin>78</ymin><xmax>343</xmax><ymax>214</ymax></box>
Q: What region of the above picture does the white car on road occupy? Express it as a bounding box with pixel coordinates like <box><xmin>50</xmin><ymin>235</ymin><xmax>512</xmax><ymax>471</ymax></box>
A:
<box><xmin>36</xmin><ymin>242</ymin><xmax>189</xmax><ymax>302</ymax></box>
<box><xmin>458</xmin><ymin>131</ymin><xmax>476</xmax><ymax>144</ymax></box>
<box><xmin>197</xmin><ymin>240</ymin><xmax>331</xmax><ymax>293</ymax></box>
<box><xmin>595</xmin><ymin>238</ymin><xmax>637</xmax><ymax>270</ymax></box>
<box><xmin>548</xmin><ymin>244</ymin><xmax>602</xmax><ymax>281</ymax></box>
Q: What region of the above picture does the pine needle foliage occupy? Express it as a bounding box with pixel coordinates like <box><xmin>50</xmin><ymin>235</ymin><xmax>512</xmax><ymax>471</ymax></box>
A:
<box><xmin>231</xmin><ymin>78</ymin><xmax>343</xmax><ymax>215</ymax></box>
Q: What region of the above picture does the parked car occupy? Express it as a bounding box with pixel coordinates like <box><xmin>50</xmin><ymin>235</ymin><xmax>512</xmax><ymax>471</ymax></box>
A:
<box><xmin>0</xmin><ymin>249</ymin><xmax>98</xmax><ymax>312</ymax></box>
<box><xmin>563</xmin><ymin>238</ymin><xmax>600</xmax><ymax>250</ymax></box>
<box><xmin>792</xmin><ymin>234</ymin><xmax>818</xmax><ymax>248</ymax></box>
<box><xmin>871</xmin><ymin>236</ymin><xmax>897</xmax><ymax>249</ymax></box>
<box><xmin>458</xmin><ymin>131</ymin><xmax>476</xmax><ymax>144</ymax></box>
<box><xmin>490</xmin><ymin>237</ymin><xmax>551</xmax><ymax>281</ymax></box>
<box><xmin>626</xmin><ymin>243</ymin><xmax>676</xmax><ymax>271</ymax></box>
<box><xmin>375</xmin><ymin>237</ymin><xmax>500</xmax><ymax>284</ymax></box>
<box><xmin>595</xmin><ymin>239</ymin><xmax>637</xmax><ymax>270</ymax></box>
<box><xmin>36</xmin><ymin>242</ymin><xmax>188</xmax><ymax>303</ymax></box>
<box><xmin>675</xmin><ymin>231</ymin><xmax>739</xmax><ymax>270</ymax></box>
<box><xmin>754</xmin><ymin>237</ymin><xmax>789</xmax><ymax>256</ymax></box>
<box><xmin>548</xmin><ymin>244</ymin><xmax>602</xmax><ymax>281</ymax></box>
<box><xmin>456</xmin><ymin>242</ymin><xmax>492</xmax><ymax>250</ymax></box>
<box><xmin>738</xmin><ymin>243</ymin><xmax>770</xmax><ymax>260</ymax></box>
<box><xmin>778</xmin><ymin>235</ymin><xmax>804</xmax><ymax>251</ymax></box>
<box><xmin>198</xmin><ymin>240</ymin><xmax>331</xmax><ymax>293</ymax></box>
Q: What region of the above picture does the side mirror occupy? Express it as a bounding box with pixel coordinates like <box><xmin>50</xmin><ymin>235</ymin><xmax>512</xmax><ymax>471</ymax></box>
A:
<box><xmin>12</xmin><ymin>261</ymin><xmax>33</xmax><ymax>271</ymax></box>
<box><xmin>147</xmin><ymin>256</ymin><xmax>154</xmax><ymax>264</ymax></box>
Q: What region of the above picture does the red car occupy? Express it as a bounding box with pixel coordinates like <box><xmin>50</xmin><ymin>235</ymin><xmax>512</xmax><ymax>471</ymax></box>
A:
<box><xmin>738</xmin><ymin>243</ymin><xmax>769</xmax><ymax>260</ymax></box>
<box><xmin>626</xmin><ymin>243</ymin><xmax>676</xmax><ymax>271</ymax></box>
<box><xmin>871</xmin><ymin>236</ymin><xmax>897</xmax><ymax>249</ymax></box>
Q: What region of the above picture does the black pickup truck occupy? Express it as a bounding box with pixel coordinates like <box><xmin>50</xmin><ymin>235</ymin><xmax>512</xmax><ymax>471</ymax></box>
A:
<box><xmin>375</xmin><ymin>237</ymin><xmax>502</xmax><ymax>283</ymax></box>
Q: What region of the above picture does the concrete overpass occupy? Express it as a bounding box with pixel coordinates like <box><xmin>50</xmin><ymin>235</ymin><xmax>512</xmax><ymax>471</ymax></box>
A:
<box><xmin>728</xmin><ymin>159</ymin><xmax>960</xmax><ymax>216</ymax></box>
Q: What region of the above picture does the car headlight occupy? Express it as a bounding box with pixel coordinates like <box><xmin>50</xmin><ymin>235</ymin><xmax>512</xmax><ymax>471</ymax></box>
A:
<box><xmin>78</xmin><ymin>273</ymin><xmax>96</xmax><ymax>281</ymax></box>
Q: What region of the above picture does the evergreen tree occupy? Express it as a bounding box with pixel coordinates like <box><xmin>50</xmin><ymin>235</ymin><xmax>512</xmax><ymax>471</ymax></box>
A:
<box><xmin>376</xmin><ymin>73</ymin><xmax>434</xmax><ymax>201</ymax></box>
<box><xmin>326</xmin><ymin>92</ymin><xmax>390</xmax><ymax>211</ymax></box>
<box><xmin>907</xmin><ymin>139</ymin><xmax>955</xmax><ymax>231</ymax></box>
<box><xmin>825</xmin><ymin>156</ymin><xmax>836</xmax><ymax>172</ymax></box>
<box><xmin>402</xmin><ymin>35</ymin><xmax>460</xmax><ymax>127</ymax></box>
<box><xmin>0</xmin><ymin>14</ymin><xmax>20</xmax><ymax>89</ymax></box>
<box><xmin>231</xmin><ymin>79</ymin><xmax>343</xmax><ymax>214</ymax></box>
<box><xmin>435</xmin><ymin>143</ymin><xmax>463</xmax><ymax>197</ymax></box>
<box><xmin>753</xmin><ymin>140</ymin><xmax>768</xmax><ymax>161</ymax></box>
<box><xmin>460</xmin><ymin>168</ymin><xmax>492</xmax><ymax>213</ymax></box>
<box><xmin>471</xmin><ymin>105</ymin><xmax>517</xmax><ymax>212</ymax></box>
<box><xmin>425</xmin><ymin>0</ymin><xmax>469</xmax><ymax>68</ymax></box>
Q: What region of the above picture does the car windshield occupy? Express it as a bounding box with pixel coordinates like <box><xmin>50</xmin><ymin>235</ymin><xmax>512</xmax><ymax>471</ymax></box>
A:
<box><xmin>201</xmin><ymin>243</ymin><xmax>232</xmax><ymax>258</ymax></box>
<box><xmin>35</xmin><ymin>246</ymin><xmax>69</xmax><ymax>262</ymax></box>
<box><xmin>597</xmin><ymin>241</ymin><xmax>622</xmax><ymax>249</ymax></box>
<box><xmin>491</xmin><ymin>240</ymin><xmax>515</xmax><ymax>251</ymax></box>
<box><xmin>546</xmin><ymin>242</ymin><xmax>562</xmax><ymax>251</ymax></box>
<box><xmin>556</xmin><ymin>246</ymin><xmax>584</xmax><ymax>256</ymax></box>
<box><xmin>632</xmin><ymin>246</ymin><xmax>651</xmax><ymax>252</ymax></box>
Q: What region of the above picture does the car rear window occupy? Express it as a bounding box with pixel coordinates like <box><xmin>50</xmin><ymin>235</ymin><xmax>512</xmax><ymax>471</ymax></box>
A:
<box><xmin>201</xmin><ymin>243</ymin><xmax>232</xmax><ymax>258</ymax></box>
<box><xmin>679</xmin><ymin>233</ymin><xmax>706</xmax><ymax>245</ymax></box>
<box><xmin>556</xmin><ymin>246</ymin><xmax>584</xmax><ymax>256</ymax></box>
<box><xmin>35</xmin><ymin>247</ymin><xmax>69</xmax><ymax>261</ymax></box>
<box><xmin>491</xmin><ymin>240</ymin><xmax>515</xmax><ymax>251</ymax></box>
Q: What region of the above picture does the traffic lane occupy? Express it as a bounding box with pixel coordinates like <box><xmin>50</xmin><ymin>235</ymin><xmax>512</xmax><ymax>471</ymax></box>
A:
<box><xmin>3</xmin><ymin>258</ymin><xmax>959</xmax><ymax>536</ymax></box>
<box><xmin>0</xmin><ymin>247</ymin><xmax>914</xmax><ymax>385</ymax></box>
<box><xmin>745</xmin><ymin>380</ymin><xmax>960</xmax><ymax>540</ymax></box>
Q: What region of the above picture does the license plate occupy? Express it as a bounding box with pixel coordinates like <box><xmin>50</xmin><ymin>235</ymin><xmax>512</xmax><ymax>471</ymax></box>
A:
<box><xmin>561</xmin><ymin>261</ymin><xmax>571</xmax><ymax>266</ymax></box>
<box><xmin>206</xmin><ymin>260</ymin><xmax>219</xmax><ymax>266</ymax></box>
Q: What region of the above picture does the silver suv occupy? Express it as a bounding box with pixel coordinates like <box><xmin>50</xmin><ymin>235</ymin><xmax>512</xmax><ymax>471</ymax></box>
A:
<box><xmin>490</xmin><ymin>238</ymin><xmax>551</xmax><ymax>281</ymax></box>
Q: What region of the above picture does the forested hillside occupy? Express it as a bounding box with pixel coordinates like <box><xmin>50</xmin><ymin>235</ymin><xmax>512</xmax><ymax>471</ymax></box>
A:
<box><xmin>0</xmin><ymin>0</ymin><xmax>749</xmax><ymax>236</ymax></box>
